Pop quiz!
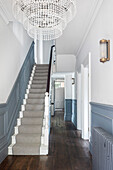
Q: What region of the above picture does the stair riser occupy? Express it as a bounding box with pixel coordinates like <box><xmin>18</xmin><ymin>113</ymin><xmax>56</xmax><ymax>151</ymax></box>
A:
<box><xmin>18</xmin><ymin>127</ymin><xmax>42</xmax><ymax>134</ymax></box>
<box><xmin>26</xmin><ymin>99</ymin><xmax>44</xmax><ymax>104</ymax></box>
<box><xmin>31</xmin><ymin>85</ymin><xmax>46</xmax><ymax>89</ymax></box>
<box><xmin>36</xmin><ymin>64</ymin><xmax>48</xmax><ymax>66</ymax></box>
<box><xmin>33</xmin><ymin>77</ymin><xmax>47</xmax><ymax>80</ymax></box>
<box><xmin>29</xmin><ymin>89</ymin><xmax>46</xmax><ymax>93</ymax></box>
<box><xmin>23</xmin><ymin>112</ymin><xmax>43</xmax><ymax>118</ymax></box>
<box><xmin>22</xmin><ymin>119</ymin><xmax>43</xmax><ymax>125</ymax></box>
<box><xmin>32</xmin><ymin>80</ymin><xmax>47</xmax><ymax>84</ymax></box>
<box><xmin>25</xmin><ymin>105</ymin><xmax>44</xmax><ymax>111</ymax></box>
<box><xmin>13</xmin><ymin>147</ymin><xmax>40</xmax><ymax>155</ymax></box>
<box><xmin>16</xmin><ymin>136</ymin><xmax>41</xmax><ymax>144</ymax></box>
<box><xmin>28</xmin><ymin>94</ymin><xmax>45</xmax><ymax>98</ymax></box>
<box><xmin>35</xmin><ymin>69</ymin><xmax>48</xmax><ymax>73</ymax></box>
<box><xmin>34</xmin><ymin>72</ymin><xmax>48</xmax><ymax>75</ymax></box>
<box><xmin>35</xmin><ymin>69</ymin><xmax>48</xmax><ymax>71</ymax></box>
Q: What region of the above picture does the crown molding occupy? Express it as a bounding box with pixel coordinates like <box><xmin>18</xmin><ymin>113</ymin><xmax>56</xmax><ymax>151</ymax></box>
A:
<box><xmin>76</xmin><ymin>0</ymin><xmax>104</xmax><ymax>58</ymax></box>
<box><xmin>0</xmin><ymin>0</ymin><xmax>13</xmax><ymax>24</ymax></box>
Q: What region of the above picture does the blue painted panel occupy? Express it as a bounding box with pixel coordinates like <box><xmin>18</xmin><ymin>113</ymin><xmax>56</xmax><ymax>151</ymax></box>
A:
<box><xmin>90</xmin><ymin>102</ymin><xmax>113</xmax><ymax>154</ymax></box>
<box><xmin>71</xmin><ymin>100</ymin><xmax>77</xmax><ymax>128</ymax></box>
<box><xmin>0</xmin><ymin>42</ymin><xmax>34</xmax><ymax>163</ymax></box>
<box><xmin>64</xmin><ymin>99</ymin><xmax>72</xmax><ymax>121</ymax></box>
<box><xmin>92</xmin><ymin>111</ymin><xmax>112</xmax><ymax>134</ymax></box>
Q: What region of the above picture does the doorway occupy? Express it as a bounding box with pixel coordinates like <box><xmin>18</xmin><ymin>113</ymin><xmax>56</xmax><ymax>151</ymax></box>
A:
<box><xmin>55</xmin><ymin>79</ymin><xmax>65</xmax><ymax>111</ymax></box>
<box><xmin>77</xmin><ymin>53</ymin><xmax>91</xmax><ymax>140</ymax></box>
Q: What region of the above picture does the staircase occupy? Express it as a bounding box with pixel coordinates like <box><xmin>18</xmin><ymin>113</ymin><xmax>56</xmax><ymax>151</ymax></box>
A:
<box><xmin>8</xmin><ymin>64</ymin><xmax>49</xmax><ymax>155</ymax></box>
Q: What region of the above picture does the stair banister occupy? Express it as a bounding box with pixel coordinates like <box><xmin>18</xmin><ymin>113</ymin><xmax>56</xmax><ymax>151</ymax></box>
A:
<box><xmin>46</xmin><ymin>45</ymin><xmax>55</xmax><ymax>93</ymax></box>
<box><xmin>40</xmin><ymin>45</ymin><xmax>55</xmax><ymax>154</ymax></box>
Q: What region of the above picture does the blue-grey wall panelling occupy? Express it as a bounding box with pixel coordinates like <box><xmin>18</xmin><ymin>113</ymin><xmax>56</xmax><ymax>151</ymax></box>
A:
<box><xmin>71</xmin><ymin>100</ymin><xmax>77</xmax><ymax>128</ymax></box>
<box><xmin>90</xmin><ymin>102</ymin><xmax>113</xmax><ymax>154</ymax></box>
<box><xmin>64</xmin><ymin>99</ymin><xmax>77</xmax><ymax>128</ymax></box>
<box><xmin>64</xmin><ymin>99</ymin><xmax>72</xmax><ymax>121</ymax></box>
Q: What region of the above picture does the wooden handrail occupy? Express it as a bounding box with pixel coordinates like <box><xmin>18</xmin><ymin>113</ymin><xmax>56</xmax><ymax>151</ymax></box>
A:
<box><xmin>46</xmin><ymin>45</ymin><xmax>55</xmax><ymax>93</ymax></box>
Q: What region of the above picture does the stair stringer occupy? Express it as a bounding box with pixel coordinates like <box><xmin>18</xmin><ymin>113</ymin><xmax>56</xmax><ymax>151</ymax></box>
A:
<box><xmin>8</xmin><ymin>65</ymin><xmax>36</xmax><ymax>155</ymax></box>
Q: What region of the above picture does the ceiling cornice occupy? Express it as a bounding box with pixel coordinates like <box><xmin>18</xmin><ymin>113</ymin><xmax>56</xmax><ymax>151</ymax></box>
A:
<box><xmin>76</xmin><ymin>0</ymin><xmax>104</xmax><ymax>58</ymax></box>
<box><xmin>0</xmin><ymin>0</ymin><xmax>13</xmax><ymax>24</ymax></box>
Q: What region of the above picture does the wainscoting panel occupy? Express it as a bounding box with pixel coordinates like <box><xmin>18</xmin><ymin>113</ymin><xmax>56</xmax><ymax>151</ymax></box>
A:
<box><xmin>90</xmin><ymin>102</ymin><xmax>113</xmax><ymax>154</ymax></box>
<box><xmin>64</xmin><ymin>99</ymin><xmax>77</xmax><ymax>127</ymax></box>
<box><xmin>72</xmin><ymin>100</ymin><xmax>77</xmax><ymax>128</ymax></box>
<box><xmin>64</xmin><ymin>99</ymin><xmax>72</xmax><ymax>121</ymax></box>
<box><xmin>0</xmin><ymin>42</ymin><xmax>34</xmax><ymax>163</ymax></box>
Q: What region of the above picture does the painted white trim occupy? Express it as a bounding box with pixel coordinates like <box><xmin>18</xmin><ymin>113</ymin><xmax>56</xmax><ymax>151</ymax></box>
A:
<box><xmin>82</xmin><ymin>66</ymin><xmax>89</xmax><ymax>140</ymax></box>
<box><xmin>17</xmin><ymin>118</ymin><xmax>21</xmax><ymax>126</ymax></box>
<box><xmin>77</xmin><ymin>72</ymin><xmax>82</xmax><ymax>130</ymax></box>
<box><xmin>40</xmin><ymin>92</ymin><xmax>49</xmax><ymax>155</ymax></box>
<box><xmin>78</xmin><ymin>53</ymin><xmax>92</xmax><ymax>140</ymax></box>
<box><xmin>88</xmin><ymin>53</ymin><xmax>92</xmax><ymax>142</ymax></box>
<box><xmin>76</xmin><ymin>0</ymin><xmax>104</xmax><ymax>57</ymax></box>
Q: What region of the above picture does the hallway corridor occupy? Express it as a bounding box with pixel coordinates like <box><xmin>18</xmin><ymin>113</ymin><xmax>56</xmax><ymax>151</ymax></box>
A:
<box><xmin>0</xmin><ymin>111</ymin><xmax>92</xmax><ymax>170</ymax></box>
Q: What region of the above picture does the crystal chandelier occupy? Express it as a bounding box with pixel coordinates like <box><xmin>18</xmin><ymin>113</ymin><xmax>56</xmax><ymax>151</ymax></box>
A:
<box><xmin>13</xmin><ymin>0</ymin><xmax>77</xmax><ymax>40</ymax></box>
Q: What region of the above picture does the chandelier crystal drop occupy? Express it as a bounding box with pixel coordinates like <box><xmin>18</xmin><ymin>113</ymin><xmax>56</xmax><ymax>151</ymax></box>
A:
<box><xmin>13</xmin><ymin>0</ymin><xmax>77</xmax><ymax>40</ymax></box>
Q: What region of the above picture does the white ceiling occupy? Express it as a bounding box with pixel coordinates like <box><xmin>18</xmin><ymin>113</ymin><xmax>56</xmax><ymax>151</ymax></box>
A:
<box><xmin>56</xmin><ymin>0</ymin><xmax>97</xmax><ymax>56</ymax></box>
<box><xmin>0</xmin><ymin>0</ymin><xmax>99</xmax><ymax>56</ymax></box>
<box><xmin>0</xmin><ymin>0</ymin><xmax>14</xmax><ymax>24</ymax></box>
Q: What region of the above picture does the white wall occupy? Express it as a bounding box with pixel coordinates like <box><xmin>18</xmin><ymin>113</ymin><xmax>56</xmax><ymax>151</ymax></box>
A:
<box><xmin>43</xmin><ymin>40</ymin><xmax>54</xmax><ymax>64</ymax></box>
<box><xmin>76</xmin><ymin>0</ymin><xmax>113</xmax><ymax>105</ymax></box>
<box><xmin>56</xmin><ymin>54</ymin><xmax>76</xmax><ymax>72</ymax></box>
<box><xmin>34</xmin><ymin>40</ymin><xmax>53</xmax><ymax>64</ymax></box>
<box><xmin>72</xmin><ymin>73</ymin><xmax>76</xmax><ymax>100</ymax></box>
<box><xmin>65</xmin><ymin>75</ymin><xmax>72</xmax><ymax>99</ymax></box>
<box><xmin>0</xmin><ymin>16</ymin><xmax>32</xmax><ymax>103</ymax></box>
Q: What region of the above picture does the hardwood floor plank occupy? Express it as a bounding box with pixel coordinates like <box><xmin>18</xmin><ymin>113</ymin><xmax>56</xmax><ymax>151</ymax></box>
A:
<box><xmin>0</xmin><ymin>111</ymin><xmax>92</xmax><ymax>170</ymax></box>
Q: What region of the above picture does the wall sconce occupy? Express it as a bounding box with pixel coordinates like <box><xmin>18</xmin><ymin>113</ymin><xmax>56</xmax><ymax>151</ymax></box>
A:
<box><xmin>72</xmin><ymin>78</ymin><xmax>75</xmax><ymax>85</ymax></box>
<box><xmin>100</xmin><ymin>39</ymin><xmax>110</xmax><ymax>63</ymax></box>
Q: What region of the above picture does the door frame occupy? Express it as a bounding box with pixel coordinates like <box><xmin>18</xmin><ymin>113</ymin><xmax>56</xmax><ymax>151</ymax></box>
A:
<box><xmin>77</xmin><ymin>52</ymin><xmax>91</xmax><ymax>140</ymax></box>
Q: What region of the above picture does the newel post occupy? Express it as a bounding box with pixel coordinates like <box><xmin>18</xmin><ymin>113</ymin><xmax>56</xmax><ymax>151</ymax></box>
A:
<box><xmin>44</xmin><ymin>92</ymin><xmax>49</xmax><ymax>145</ymax></box>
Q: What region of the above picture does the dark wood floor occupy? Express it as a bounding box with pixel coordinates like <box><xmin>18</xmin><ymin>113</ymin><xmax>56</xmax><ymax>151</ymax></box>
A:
<box><xmin>0</xmin><ymin>111</ymin><xmax>92</xmax><ymax>170</ymax></box>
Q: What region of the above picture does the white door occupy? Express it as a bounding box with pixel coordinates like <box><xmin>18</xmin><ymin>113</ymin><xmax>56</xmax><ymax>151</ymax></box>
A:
<box><xmin>81</xmin><ymin>65</ymin><xmax>89</xmax><ymax>140</ymax></box>
<box><xmin>77</xmin><ymin>72</ymin><xmax>82</xmax><ymax>130</ymax></box>
<box><xmin>55</xmin><ymin>87</ymin><xmax>64</xmax><ymax>110</ymax></box>
<box><xmin>81</xmin><ymin>53</ymin><xmax>91</xmax><ymax>140</ymax></box>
